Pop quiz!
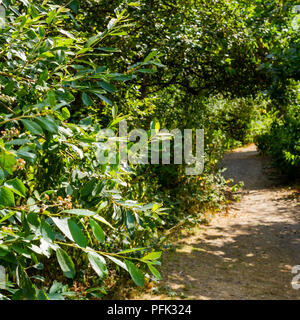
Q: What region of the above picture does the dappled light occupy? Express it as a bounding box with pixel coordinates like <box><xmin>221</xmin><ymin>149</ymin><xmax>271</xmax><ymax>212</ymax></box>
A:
<box><xmin>0</xmin><ymin>0</ymin><xmax>299</xmax><ymax>300</ymax></box>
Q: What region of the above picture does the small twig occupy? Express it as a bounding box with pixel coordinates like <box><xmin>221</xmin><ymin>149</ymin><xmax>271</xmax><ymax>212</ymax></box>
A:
<box><xmin>164</xmin><ymin>221</ymin><xmax>185</xmax><ymax>236</ymax></box>
<box><xmin>0</xmin><ymin>100</ymin><xmax>16</xmax><ymax>115</ymax></box>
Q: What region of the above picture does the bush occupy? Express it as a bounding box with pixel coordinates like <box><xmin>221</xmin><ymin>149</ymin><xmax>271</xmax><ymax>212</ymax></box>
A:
<box><xmin>0</xmin><ymin>1</ymin><xmax>165</xmax><ymax>300</ymax></box>
<box><xmin>256</xmin><ymin>104</ymin><xmax>300</xmax><ymax>178</ymax></box>
<box><xmin>1</xmin><ymin>0</ymin><xmax>297</xmax><ymax>300</ymax></box>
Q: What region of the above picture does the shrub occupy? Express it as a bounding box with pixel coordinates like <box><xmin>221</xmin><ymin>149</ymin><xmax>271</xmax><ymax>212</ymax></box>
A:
<box><xmin>0</xmin><ymin>1</ymin><xmax>164</xmax><ymax>300</ymax></box>
<box><xmin>256</xmin><ymin>104</ymin><xmax>300</xmax><ymax>178</ymax></box>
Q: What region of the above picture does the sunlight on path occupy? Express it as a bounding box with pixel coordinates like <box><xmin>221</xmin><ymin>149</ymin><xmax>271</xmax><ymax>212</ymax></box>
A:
<box><xmin>135</xmin><ymin>144</ymin><xmax>300</xmax><ymax>300</ymax></box>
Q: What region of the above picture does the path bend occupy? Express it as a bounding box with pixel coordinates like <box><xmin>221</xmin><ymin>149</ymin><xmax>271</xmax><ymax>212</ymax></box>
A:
<box><xmin>136</xmin><ymin>144</ymin><xmax>300</xmax><ymax>300</ymax></box>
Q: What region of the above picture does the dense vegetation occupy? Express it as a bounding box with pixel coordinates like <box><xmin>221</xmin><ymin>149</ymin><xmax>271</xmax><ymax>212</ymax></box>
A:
<box><xmin>0</xmin><ymin>0</ymin><xmax>299</xmax><ymax>300</ymax></box>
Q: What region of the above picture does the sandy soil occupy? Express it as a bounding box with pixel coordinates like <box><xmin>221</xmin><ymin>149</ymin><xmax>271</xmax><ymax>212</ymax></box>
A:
<box><xmin>134</xmin><ymin>144</ymin><xmax>300</xmax><ymax>300</ymax></box>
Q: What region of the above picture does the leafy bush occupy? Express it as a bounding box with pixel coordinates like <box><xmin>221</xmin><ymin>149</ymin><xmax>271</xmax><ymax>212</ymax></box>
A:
<box><xmin>256</xmin><ymin>3</ymin><xmax>300</xmax><ymax>178</ymax></box>
<box><xmin>256</xmin><ymin>103</ymin><xmax>300</xmax><ymax>178</ymax></box>
<box><xmin>0</xmin><ymin>1</ymin><xmax>165</xmax><ymax>300</ymax></box>
<box><xmin>0</xmin><ymin>0</ymin><xmax>297</xmax><ymax>300</ymax></box>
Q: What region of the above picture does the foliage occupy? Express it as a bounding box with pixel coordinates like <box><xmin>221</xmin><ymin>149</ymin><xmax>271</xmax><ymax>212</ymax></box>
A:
<box><xmin>262</xmin><ymin>3</ymin><xmax>300</xmax><ymax>105</ymax></box>
<box><xmin>256</xmin><ymin>3</ymin><xmax>300</xmax><ymax>177</ymax></box>
<box><xmin>256</xmin><ymin>103</ymin><xmax>300</xmax><ymax>178</ymax></box>
<box><xmin>0</xmin><ymin>0</ymin><xmax>164</xmax><ymax>300</ymax></box>
<box><xmin>0</xmin><ymin>0</ymin><xmax>298</xmax><ymax>300</ymax></box>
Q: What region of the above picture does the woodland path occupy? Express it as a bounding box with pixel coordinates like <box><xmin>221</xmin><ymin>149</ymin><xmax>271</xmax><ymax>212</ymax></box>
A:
<box><xmin>134</xmin><ymin>144</ymin><xmax>300</xmax><ymax>300</ymax></box>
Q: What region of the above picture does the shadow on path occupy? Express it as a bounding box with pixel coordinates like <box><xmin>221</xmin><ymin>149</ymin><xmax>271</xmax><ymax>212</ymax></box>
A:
<box><xmin>138</xmin><ymin>144</ymin><xmax>300</xmax><ymax>300</ymax></box>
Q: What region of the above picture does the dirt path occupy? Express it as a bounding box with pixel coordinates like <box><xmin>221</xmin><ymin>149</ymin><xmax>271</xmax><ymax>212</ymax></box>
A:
<box><xmin>136</xmin><ymin>144</ymin><xmax>300</xmax><ymax>300</ymax></box>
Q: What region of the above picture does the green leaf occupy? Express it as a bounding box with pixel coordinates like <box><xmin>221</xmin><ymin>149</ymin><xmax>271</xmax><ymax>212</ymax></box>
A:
<box><xmin>118</xmin><ymin>247</ymin><xmax>147</xmax><ymax>254</ymax></box>
<box><xmin>0</xmin><ymin>244</ymin><xmax>10</xmax><ymax>257</ymax></box>
<box><xmin>125</xmin><ymin>211</ymin><xmax>135</xmax><ymax>238</ymax></box>
<box><xmin>104</xmin><ymin>255</ymin><xmax>128</xmax><ymax>271</ymax></box>
<box><xmin>141</xmin><ymin>251</ymin><xmax>162</xmax><ymax>261</ymax></box>
<box><xmin>0</xmin><ymin>211</ymin><xmax>16</xmax><ymax>224</ymax></box>
<box><xmin>107</xmin><ymin>18</ymin><xmax>117</xmax><ymax>30</ymax></box>
<box><xmin>90</xmin><ymin>218</ymin><xmax>105</xmax><ymax>243</ymax></box>
<box><xmin>27</xmin><ymin>212</ymin><xmax>40</xmax><ymax>227</ymax></box>
<box><xmin>144</xmin><ymin>50</ymin><xmax>158</xmax><ymax>62</ymax></box>
<box><xmin>147</xmin><ymin>264</ymin><xmax>162</xmax><ymax>280</ymax></box>
<box><xmin>93</xmin><ymin>214</ymin><xmax>114</xmax><ymax>229</ymax></box>
<box><xmin>93</xmin><ymin>93</ymin><xmax>112</xmax><ymax>106</ymax></box>
<box><xmin>82</xmin><ymin>93</ymin><xmax>93</xmax><ymax>106</ymax></box>
<box><xmin>137</xmin><ymin>69</ymin><xmax>156</xmax><ymax>74</ymax></box>
<box><xmin>76</xmin><ymin>48</ymin><xmax>92</xmax><ymax>56</ymax></box>
<box><xmin>85</xmin><ymin>33</ymin><xmax>103</xmax><ymax>48</ymax></box>
<box><xmin>52</xmin><ymin>217</ymin><xmax>74</xmax><ymax>242</ymax></box>
<box><xmin>0</xmin><ymin>150</ymin><xmax>17</xmax><ymax>175</ymax></box>
<box><xmin>56</xmin><ymin>248</ymin><xmax>76</xmax><ymax>279</ymax></box>
<box><xmin>38</xmin><ymin>52</ymin><xmax>55</xmax><ymax>59</ymax></box>
<box><xmin>125</xmin><ymin>260</ymin><xmax>145</xmax><ymax>287</ymax></box>
<box><xmin>16</xmin><ymin>265</ymin><xmax>37</xmax><ymax>300</ymax></box>
<box><xmin>21</xmin><ymin>119</ymin><xmax>44</xmax><ymax>135</ymax></box>
<box><xmin>81</xmin><ymin>179</ymin><xmax>97</xmax><ymax>198</ymax></box>
<box><xmin>98</xmin><ymin>81</ymin><xmax>115</xmax><ymax>93</ymax></box>
<box><xmin>98</xmin><ymin>47</ymin><xmax>121</xmax><ymax>53</ymax></box>
<box><xmin>109</xmin><ymin>74</ymin><xmax>135</xmax><ymax>81</ymax></box>
<box><xmin>62</xmin><ymin>209</ymin><xmax>96</xmax><ymax>217</ymax></box>
<box><xmin>40</xmin><ymin>220</ymin><xmax>55</xmax><ymax>243</ymax></box>
<box><xmin>87</xmin><ymin>252</ymin><xmax>108</xmax><ymax>279</ymax></box>
<box><xmin>58</xmin><ymin>29</ymin><xmax>76</xmax><ymax>40</ymax></box>
<box><xmin>112</xmin><ymin>106</ymin><xmax>118</xmax><ymax>119</ymax></box>
<box><xmin>4</xmin><ymin>178</ymin><xmax>27</xmax><ymax>197</ymax></box>
<box><xmin>47</xmin><ymin>90</ymin><xmax>56</xmax><ymax>107</ymax></box>
<box><xmin>128</xmin><ymin>2</ymin><xmax>141</xmax><ymax>7</ymax></box>
<box><xmin>38</xmin><ymin>69</ymin><xmax>49</xmax><ymax>83</ymax></box>
<box><xmin>67</xmin><ymin>219</ymin><xmax>87</xmax><ymax>248</ymax></box>
<box><xmin>16</xmin><ymin>150</ymin><xmax>37</xmax><ymax>163</ymax></box>
<box><xmin>0</xmin><ymin>187</ymin><xmax>15</xmax><ymax>207</ymax></box>
<box><xmin>5</xmin><ymin>139</ymin><xmax>31</xmax><ymax>146</ymax></box>
<box><xmin>46</xmin><ymin>9</ymin><xmax>57</xmax><ymax>25</ymax></box>
<box><xmin>69</xmin><ymin>0</ymin><xmax>79</xmax><ymax>14</ymax></box>
<box><xmin>61</xmin><ymin>107</ymin><xmax>70</xmax><ymax>120</ymax></box>
<box><xmin>35</xmin><ymin>116</ymin><xmax>58</xmax><ymax>134</ymax></box>
<box><xmin>0</xmin><ymin>169</ymin><xmax>5</xmax><ymax>184</ymax></box>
